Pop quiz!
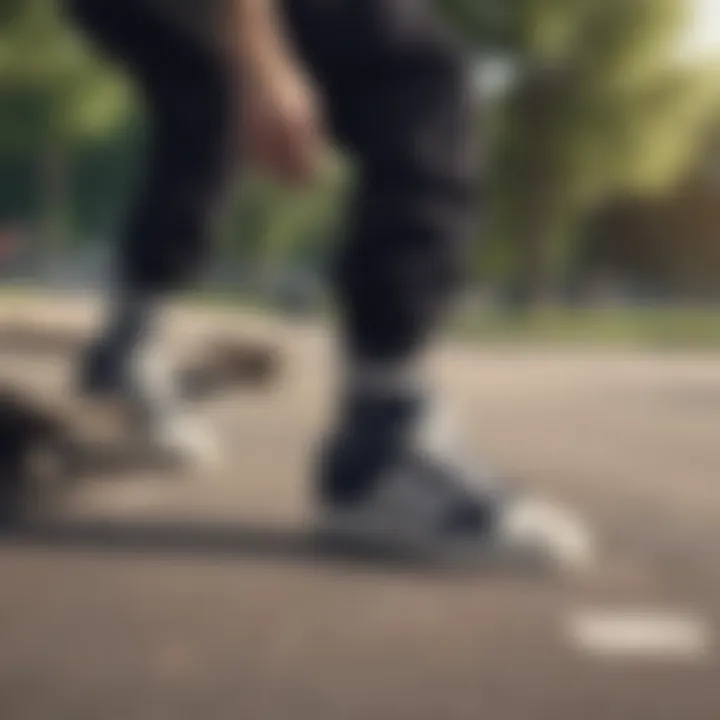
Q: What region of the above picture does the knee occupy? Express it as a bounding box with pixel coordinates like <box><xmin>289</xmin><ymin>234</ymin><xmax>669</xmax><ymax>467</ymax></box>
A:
<box><xmin>415</xmin><ymin>38</ymin><xmax>479</xmax><ymax>183</ymax></box>
<box><xmin>363</xmin><ymin>34</ymin><xmax>479</xmax><ymax>195</ymax></box>
<box><xmin>357</xmin><ymin>39</ymin><xmax>479</xmax><ymax>282</ymax></box>
<box><xmin>417</xmin><ymin>33</ymin><xmax>472</xmax><ymax>93</ymax></box>
<box><xmin>374</xmin><ymin>38</ymin><xmax>479</xmax><ymax>236</ymax></box>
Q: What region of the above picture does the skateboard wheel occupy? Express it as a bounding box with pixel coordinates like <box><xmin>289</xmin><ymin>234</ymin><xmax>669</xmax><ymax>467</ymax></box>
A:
<box><xmin>0</xmin><ymin>390</ymin><xmax>75</xmax><ymax>527</ymax></box>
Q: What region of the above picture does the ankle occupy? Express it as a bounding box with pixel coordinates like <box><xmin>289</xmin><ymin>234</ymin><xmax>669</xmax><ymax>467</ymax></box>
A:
<box><xmin>342</xmin><ymin>351</ymin><xmax>431</xmax><ymax>401</ymax></box>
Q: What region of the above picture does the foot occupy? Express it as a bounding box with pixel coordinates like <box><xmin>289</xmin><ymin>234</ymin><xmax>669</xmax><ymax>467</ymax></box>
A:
<box><xmin>77</xmin><ymin>335</ymin><xmax>129</xmax><ymax>399</ymax></box>
<box><xmin>77</xmin><ymin>327</ymin><xmax>219</xmax><ymax>470</ymax></box>
<box><xmin>317</xmin><ymin>393</ymin><xmax>593</xmax><ymax>572</ymax></box>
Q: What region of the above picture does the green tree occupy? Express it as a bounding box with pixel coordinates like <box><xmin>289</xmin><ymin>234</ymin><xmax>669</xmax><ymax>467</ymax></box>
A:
<box><xmin>0</xmin><ymin>0</ymin><xmax>131</xmax><ymax>252</ymax></box>
<box><xmin>441</xmin><ymin>0</ymin><xmax>720</xmax><ymax>306</ymax></box>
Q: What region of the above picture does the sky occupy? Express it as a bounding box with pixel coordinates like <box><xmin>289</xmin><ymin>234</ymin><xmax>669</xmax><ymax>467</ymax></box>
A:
<box><xmin>680</xmin><ymin>0</ymin><xmax>720</xmax><ymax>61</ymax></box>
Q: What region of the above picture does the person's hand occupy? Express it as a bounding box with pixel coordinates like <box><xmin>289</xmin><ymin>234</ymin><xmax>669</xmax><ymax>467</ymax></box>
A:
<box><xmin>240</xmin><ymin>52</ymin><xmax>326</xmax><ymax>186</ymax></box>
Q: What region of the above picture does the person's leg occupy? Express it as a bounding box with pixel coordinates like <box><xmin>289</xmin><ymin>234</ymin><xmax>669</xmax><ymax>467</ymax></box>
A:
<box><xmin>67</xmin><ymin>0</ymin><xmax>235</xmax><ymax>461</ymax></box>
<box><xmin>284</xmin><ymin>0</ymin><xmax>591</xmax><ymax>568</ymax></box>
<box><xmin>285</xmin><ymin>0</ymin><xmax>476</xmax><ymax>369</ymax></box>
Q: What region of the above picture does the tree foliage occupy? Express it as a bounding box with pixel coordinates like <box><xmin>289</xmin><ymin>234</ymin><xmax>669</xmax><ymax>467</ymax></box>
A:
<box><xmin>463</xmin><ymin>0</ymin><xmax>720</xmax><ymax>301</ymax></box>
<box><xmin>0</xmin><ymin>0</ymin><xmax>717</xmax><ymax>298</ymax></box>
<box><xmin>0</xmin><ymin>0</ymin><xmax>131</xmax><ymax>153</ymax></box>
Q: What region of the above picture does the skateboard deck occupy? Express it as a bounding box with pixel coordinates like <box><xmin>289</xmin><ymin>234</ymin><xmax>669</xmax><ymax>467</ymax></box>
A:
<box><xmin>0</xmin><ymin>332</ymin><xmax>281</xmax><ymax>527</ymax></box>
<box><xmin>0</xmin><ymin>320</ymin><xmax>282</xmax><ymax>398</ymax></box>
<box><xmin>0</xmin><ymin>388</ymin><xmax>79</xmax><ymax>528</ymax></box>
<box><xmin>0</xmin><ymin>382</ymin><xmax>221</xmax><ymax>528</ymax></box>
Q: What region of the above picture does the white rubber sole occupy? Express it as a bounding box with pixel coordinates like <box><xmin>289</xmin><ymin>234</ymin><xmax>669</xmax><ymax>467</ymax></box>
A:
<box><xmin>78</xmin><ymin>393</ymin><xmax>221</xmax><ymax>473</ymax></box>
<box><xmin>318</xmin><ymin>497</ymin><xmax>595</xmax><ymax>574</ymax></box>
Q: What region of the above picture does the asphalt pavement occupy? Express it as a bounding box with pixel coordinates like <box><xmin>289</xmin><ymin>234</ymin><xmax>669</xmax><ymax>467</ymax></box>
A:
<box><xmin>0</xmin><ymin>295</ymin><xmax>718</xmax><ymax>720</ymax></box>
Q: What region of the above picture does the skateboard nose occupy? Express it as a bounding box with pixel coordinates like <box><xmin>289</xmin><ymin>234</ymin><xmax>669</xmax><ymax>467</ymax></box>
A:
<box><xmin>0</xmin><ymin>390</ymin><xmax>74</xmax><ymax>529</ymax></box>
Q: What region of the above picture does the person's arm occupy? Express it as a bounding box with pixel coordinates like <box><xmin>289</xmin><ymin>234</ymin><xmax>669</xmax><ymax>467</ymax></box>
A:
<box><xmin>233</xmin><ymin>0</ymin><xmax>292</xmax><ymax>70</ymax></box>
<box><xmin>231</xmin><ymin>0</ymin><xmax>325</xmax><ymax>185</ymax></box>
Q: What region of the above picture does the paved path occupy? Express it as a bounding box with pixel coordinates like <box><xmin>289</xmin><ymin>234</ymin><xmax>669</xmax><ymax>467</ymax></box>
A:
<box><xmin>1</xmin><ymin>295</ymin><xmax>718</xmax><ymax>719</ymax></box>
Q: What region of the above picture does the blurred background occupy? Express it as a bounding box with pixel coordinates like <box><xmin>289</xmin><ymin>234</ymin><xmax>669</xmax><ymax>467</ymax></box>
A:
<box><xmin>0</xmin><ymin>0</ymin><xmax>718</xmax><ymax>345</ymax></box>
<box><xmin>1</xmin><ymin>4</ymin><xmax>720</xmax><ymax>718</ymax></box>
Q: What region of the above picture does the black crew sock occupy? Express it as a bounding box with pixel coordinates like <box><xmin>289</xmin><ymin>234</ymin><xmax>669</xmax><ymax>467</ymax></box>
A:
<box><xmin>80</xmin><ymin>290</ymin><xmax>160</xmax><ymax>394</ymax></box>
<box><xmin>103</xmin><ymin>290</ymin><xmax>156</xmax><ymax>359</ymax></box>
<box><xmin>320</xmin><ymin>355</ymin><xmax>433</xmax><ymax>505</ymax></box>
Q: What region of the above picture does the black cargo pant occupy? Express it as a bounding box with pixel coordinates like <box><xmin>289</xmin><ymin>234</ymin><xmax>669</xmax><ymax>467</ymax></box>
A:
<box><xmin>68</xmin><ymin>0</ymin><xmax>478</xmax><ymax>362</ymax></box>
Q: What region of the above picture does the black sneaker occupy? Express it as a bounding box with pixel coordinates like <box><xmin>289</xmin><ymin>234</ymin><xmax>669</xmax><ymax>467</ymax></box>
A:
<box><xmin>77</xmin><ymin>336</ymin><xmax>219</xmax><ymax>470</ymax></box>
<box><xmin>317</xmin><ymin>394</ymin><xmax>593</xmax><ymax>571</ymax></box>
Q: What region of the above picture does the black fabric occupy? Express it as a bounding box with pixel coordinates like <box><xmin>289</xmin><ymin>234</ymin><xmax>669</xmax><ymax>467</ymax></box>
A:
<box><xmin>318</xmin><ymin>393</ymin><xmax>427</xmax><ymax>505</ymax></box>
<box><xmin>67</xmin><ymin>0</ymin><xmax>479</xmax><ymax>360</ymax></box>
<box><xmin>317</xmin><ymin>392</ymin><xmax>504</xmax><ymax>537</ymax></box>
<box><xmin>67</xmin><ymin>0</ymin><xmax>236</xmax><ymax>291</ymax></box>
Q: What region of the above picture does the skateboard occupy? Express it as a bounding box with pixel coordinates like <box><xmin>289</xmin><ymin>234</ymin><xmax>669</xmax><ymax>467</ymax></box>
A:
<box><xmin>0</xmin><ymin>322</ymin><xmax>282</xmax><ymax>394</ymax></box>
<box><xmin>179</xmin><ymin>336</ymin><xmax>281</xmax><ymax>400</ymax></box>
<box><xmin>0</xmin><ymin>336</ymin><xmax>282</xmax><ymax>528</ymax></box>
<box><xmin>0</xmin><ymin>388</ymin><xmax>77</xmax><ymax>528</ymax></box>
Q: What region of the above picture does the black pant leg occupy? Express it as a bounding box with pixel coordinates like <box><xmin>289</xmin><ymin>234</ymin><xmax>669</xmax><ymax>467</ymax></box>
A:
<box><xmin>284</xmin><ymin>0</ymin><xmax>480</xmax><ymax>361</ymax></box>
<box><xmin>67</xmin><ymin>0</ymin><xmax>235</xmax><ymax>294</ymax></box>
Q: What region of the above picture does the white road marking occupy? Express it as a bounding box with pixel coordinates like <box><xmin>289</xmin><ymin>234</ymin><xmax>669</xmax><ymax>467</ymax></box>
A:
<box><xmin>567</xmin><ymin>609</ymin><xmax>713</xmax><ymax>660</ymax></box>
